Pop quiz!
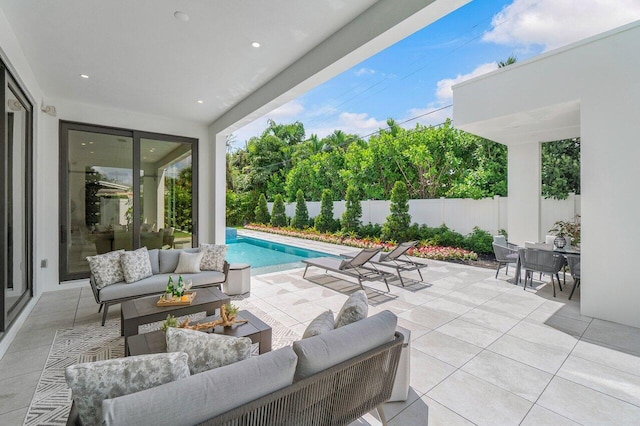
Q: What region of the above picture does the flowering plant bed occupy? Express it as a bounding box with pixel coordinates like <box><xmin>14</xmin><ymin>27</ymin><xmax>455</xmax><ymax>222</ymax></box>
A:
<box><xmin>244</xmin><ymin>224</ymin><xmax>478</xmax><ymax>261</ymax></box>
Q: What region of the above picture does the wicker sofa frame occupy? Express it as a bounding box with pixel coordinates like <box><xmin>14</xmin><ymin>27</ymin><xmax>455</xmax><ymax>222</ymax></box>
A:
<box><xmin>90</xmin><ymin>261</ymin><xmax>230</xmax><ymax>326</ymax></box>
<box><xmin>67</xmin><ymin>331</ymin><xmax>403</xmax><ymax>426</ymax></box>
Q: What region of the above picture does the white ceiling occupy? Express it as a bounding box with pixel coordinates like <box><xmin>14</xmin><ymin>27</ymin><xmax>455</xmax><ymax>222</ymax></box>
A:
<box><xmin>0</xmin><ymin>0</ymin><xmax>380</xmax><ymax>124</ymax></box>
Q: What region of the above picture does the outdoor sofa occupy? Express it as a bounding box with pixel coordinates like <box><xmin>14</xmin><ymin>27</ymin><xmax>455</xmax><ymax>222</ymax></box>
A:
<box><xmin>89</xmin><ymin>248</ymin><xmax>229</xmax><ymax>326</ymax></box>
<box><xmin>66</xmin><ymin>310</ymin><xmax>403</xmax><ymax>426</ymax></box>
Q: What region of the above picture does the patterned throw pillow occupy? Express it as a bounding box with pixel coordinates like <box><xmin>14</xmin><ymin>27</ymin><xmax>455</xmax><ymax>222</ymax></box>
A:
<box><xmin>174</xmin><ymin>251</ymin><xmax>204</xmax><ymax>274</ymax></box>
<box><xmin>334</xmin><ymin>290</ymin><xmax>368</xmax><ymax>328</ymax></box>
<box><xmin>199</xmin><ymin>243</ymin><xmax>227</xmax><ymax>272</ymax></box>
<box><xmin>302</xmin><ymin>310</ymin><xmax>335</xmax><ymax>339</ymax></box>
<box><xmin>166</xmin><ymin>327</ymin><xmax>252</xmax><ymax>375</ymax></box>
<box><xmin>120</xmin><ymin>247</ymin><xmax>153</xmax><ymax>284</ymax></box>
<box><xmin>65</xmin><ymin>352</ymin><xmax>190</xmax><ymax>426</ymax></box>
<box><xmin>86</xmin><ymin>250</ymin><xmax>125</xmax><ymax>289</ymax></box>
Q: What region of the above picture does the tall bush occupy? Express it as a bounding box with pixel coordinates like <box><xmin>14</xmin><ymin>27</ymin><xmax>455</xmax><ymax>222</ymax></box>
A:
<box><xmin>254</xmin><ymin>193</ymin><xmax>270</xmax><ymax>224</ymax></box>
<box><xmin>341</xmin><ymin>185</ymin><xmax>362</xmax><ymax>233</ymax></box>
<box><xmin>270</xmin><ymin>194</ymin><xmax>287</xmax><ymax>227</ymax></box>
<box><xmin>314</xmin><ymin>189</ymin><xmax>334</xmax><ymax>233</ymax></box>
<box><xmin>290</xmin><ymin>189</ymin><xmax>309</xmax><ymax>229</ymax></box>
<box><xmin>382</xmin><ymin>181</ymin><xmax>411</xmax><ymax>242</ymax></box>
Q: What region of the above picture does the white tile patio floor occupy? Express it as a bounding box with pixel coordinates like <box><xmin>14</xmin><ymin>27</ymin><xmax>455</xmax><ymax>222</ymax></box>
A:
<box><xmin>1</xmin><ymin>230</ymin><xmax>639</xmax><ymax>425</ymax></box>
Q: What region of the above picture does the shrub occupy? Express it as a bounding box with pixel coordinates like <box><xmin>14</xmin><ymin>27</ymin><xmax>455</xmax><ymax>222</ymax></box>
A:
<box><xmin>426</xmin><ymin>225</ymin><xmax>465</xmax><ymax>248</ymax></box>
<box><xmin>382</xmin><ymin>181</ymin><xmax>411</xmax><ymax>242</ymax></box>
<box><xmin>270</xmin><ymin>194</ymin><xmax>287</xmax><ymax>227</ymax></box>
<box><xmin>290</xmin><ymin>189</ymin><xmax>309</xmax><ymax>229</ymax></box>
<box><xmin>314</xmin><ymin>189</ymin><xmax>334</xmax><ymax>233</ymax></box>
<box><xmin>406</xmin><ymin>223</ymin><xmax>421</xmax><ymax>241</ymax></box>
<box><xmin>254</xmin><ymin>193</ymin><xmax>270</xmax><ymax>224</ymax></box>
<box><xmin>342</xmin><ymin>185</ymin><xmax>362</xmax><ymax>233</ymax></box>
<box><xmin>464</xmin><ymin>226</ymin><xmax>493</xmax><ymax>254</ymax></box>
<box><xmin>359</xmin><ymin>223</ymin><xmax>383</xmax><ymax>239</ymax></box>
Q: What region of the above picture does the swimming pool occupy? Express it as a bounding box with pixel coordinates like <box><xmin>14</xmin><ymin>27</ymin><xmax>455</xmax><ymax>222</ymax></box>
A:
<box><xmin>225</xmin><ymin>236</ymin><xmax>334</xmax><ymax>275</ymax></box>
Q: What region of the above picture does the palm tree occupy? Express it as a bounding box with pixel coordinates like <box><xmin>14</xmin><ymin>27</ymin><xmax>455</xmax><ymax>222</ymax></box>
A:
<box><xmin>498</xmin><ymin>55</ymin><xmax>517</xmax><ymax>68</ymax></box>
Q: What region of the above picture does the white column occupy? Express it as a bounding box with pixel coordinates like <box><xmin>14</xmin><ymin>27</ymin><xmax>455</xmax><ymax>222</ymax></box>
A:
<box><xmin>507</xmin><ymin>142</ymin><xmax>541</xmax><ymax>245</ymax></box>
<box><xmin>212</xmin><ymin>132</ymin><xmax>227</xmax><ymax>244</ymax></box>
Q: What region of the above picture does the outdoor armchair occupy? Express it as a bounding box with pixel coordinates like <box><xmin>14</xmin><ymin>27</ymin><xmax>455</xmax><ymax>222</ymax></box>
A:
<box><xmin>302</xmin><ymin>248</ymin><xmax>395</xmax><ymax>292</ymax></box>
<box><xmin>519</xmin><ymin>248</ymin><xmax>566</xmax><ymax>297</ymax></box>
<box><xmin>492</xmin><ymin>242</ymin><xmax>519</xmax><ymax>279</ymax></box>
<box><xmin>341</xmin><ymin>241</ymin><xmax>428</xmax><ymax>286</ymax></box>
<box><xmin>566</xmin><ymin>254</ymin><xmax>581</xmax><ymax>300</ymax></box>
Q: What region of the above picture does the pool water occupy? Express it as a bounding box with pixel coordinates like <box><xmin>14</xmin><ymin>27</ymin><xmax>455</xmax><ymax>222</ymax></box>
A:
<box><xmin>225</xmin><ymin>236</ymin><xmax>333</xmax><ymax>275</ymax></box>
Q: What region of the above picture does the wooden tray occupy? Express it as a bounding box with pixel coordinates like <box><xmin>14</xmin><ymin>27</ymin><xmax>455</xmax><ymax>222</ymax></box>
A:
<box><xmin>157</xmin><ymin>291</ymin><xmax>196</xmax><ymax>307</ymax></box>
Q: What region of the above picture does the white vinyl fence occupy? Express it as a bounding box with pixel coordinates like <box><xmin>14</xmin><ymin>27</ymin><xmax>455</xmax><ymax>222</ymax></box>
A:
<box><xmin>268</xmin><ymin>194</ymin><xmax>581</xmax><ymax>238</ymax></box>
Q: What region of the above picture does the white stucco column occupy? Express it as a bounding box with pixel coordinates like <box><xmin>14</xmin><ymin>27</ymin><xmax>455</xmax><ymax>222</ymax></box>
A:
<box><xmin>507</xmin><ymin>142</ymin><xmax>541</xmax><ymax>245</ymax></box>
<box><xmin>212</xmin><ymin>132</ymin><xmax>227</xmax><ymax>244</ymax></box>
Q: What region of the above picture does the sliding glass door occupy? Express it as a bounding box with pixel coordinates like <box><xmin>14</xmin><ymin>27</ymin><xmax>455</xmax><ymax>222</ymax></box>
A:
<box><xmin>59</xmin><ymin>123</ymin><xmax>197</xmax><ymax>281</ymax></box>
<box><xmin>1</xmin><ymin>64</ymin><xmax>33</xmax><ymax>331</ymax></box>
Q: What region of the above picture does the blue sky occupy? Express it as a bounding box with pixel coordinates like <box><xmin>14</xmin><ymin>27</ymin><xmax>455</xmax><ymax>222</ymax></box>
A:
<box><xmin>232</xmin><ymin>0</ymin><xmax>640</xmax><ymax>147</ymax></box>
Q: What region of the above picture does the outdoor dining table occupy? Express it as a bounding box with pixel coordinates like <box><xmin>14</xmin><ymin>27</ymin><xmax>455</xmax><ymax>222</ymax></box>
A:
<box><xmin>512</xmin><ymin>245</ymin><xmax>580</xmax><ymax>286</ymax></box>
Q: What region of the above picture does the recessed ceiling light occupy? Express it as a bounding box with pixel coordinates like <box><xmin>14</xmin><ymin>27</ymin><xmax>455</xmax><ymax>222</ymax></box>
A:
<box><xmin>197</xmin><ymin>100</ymin><xmax>204</xmax><ymax>104</ymax></box>
<box><xmin>251</xmin><ymin>42</ymin><xmax>261</xmax><ymax>48</ymax></box>
<box><xmin>80</xmin><ymin>74</ymin><xmax>89</xmax><ymax>79</ymax></box>
<box><xmin>81</xmin><ymin>142</ymin><xmax>86</xmax><ymax>146</ymax></box>
<box><xmin>89</xmin><ymin>151</ymin><xmax>94</xmax><ymax>154</ymax></box>
<box><xmin>89</xmin><ymin>141</ymin><xmax>94</xmax><ymax>144</ymax></box>
<box><xmin>174</xmin><ymin>11</ymin><xmax>189</xmax><ymax>22</ymax></box>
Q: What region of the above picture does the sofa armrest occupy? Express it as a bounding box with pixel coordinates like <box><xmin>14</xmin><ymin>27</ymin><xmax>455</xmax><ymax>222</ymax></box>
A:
<box><xmin>88</xmin><ymin>275</ymin><xmax>102</xmax><ymax>304</ymax></box>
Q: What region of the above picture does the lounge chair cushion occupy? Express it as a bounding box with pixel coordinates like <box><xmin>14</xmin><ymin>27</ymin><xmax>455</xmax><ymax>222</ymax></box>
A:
<box><xmin>166</xmin><ymin>327</ymin><xmax>252</xmax><ymax>375</ymax></box>
<box><xmin>335</xmin><ymin>290</ymin><xmax>368</xmax><ymax>328</ymax></box>
<box><xmin>102</xmin><ymin>347</ymin><xmax>298</xmax><ymax>426</ymax></box>
<box><xmin>292</xmin><ymin>310</ymin><xmax>397</xmax><ymax>380</ymax></box>
<box><xmin>302</xmin><ymin>310</ymin><xmax>335</xmax><ymax>339</ymax></box>
<box><xmin>120</xmin><ymin>247</ymin><xmax>153</xmax><ymax>283</ymax></box>
<box><xmin>87</xmin><ymin>250</ymin><xmax>125</xmax><ymax>289</ymax></box>
<box><xmin>65</xmin><ymin>352</ymin><xmax>190</xmax><ymax>426</ymax></box>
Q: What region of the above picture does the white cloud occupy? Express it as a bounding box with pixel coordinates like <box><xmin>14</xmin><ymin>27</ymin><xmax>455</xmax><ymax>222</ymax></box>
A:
<box><xmin>354</xmin><ymin>67</ymin><xmax>376</xmax><ymax>77</ymax></box>
<box><xmin>306</xmin><ymin>111</ymin><xmax>387</xmax><ymax>139</ymax></box>
<box><xmin>435</xmin><ymin>62</ymin><xmax>498</xmax><ymax>101</ymax></box>
<box><xmin>483</xmin><ymin>0</ymin><xmax>640</xmax><ymax>51</ymax></box>
<box><xmin>402</xmin><ymin>105</ymin><xmax>453</xmax><ymax>128</ymax></box>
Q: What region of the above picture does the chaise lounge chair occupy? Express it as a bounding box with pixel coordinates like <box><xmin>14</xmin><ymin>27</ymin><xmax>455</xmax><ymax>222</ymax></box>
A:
<box><xmin>302</xmin><ymin>247</ymin><xmax>395</xmax><ymax>292</ymax></box>
<box><xmin>341</xmin><ymin>241</ymin><xmax>427</xmax><ymax>287</ymax></box>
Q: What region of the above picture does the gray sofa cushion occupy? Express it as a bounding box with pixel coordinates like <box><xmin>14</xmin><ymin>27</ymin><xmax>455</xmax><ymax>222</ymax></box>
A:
<box><xmin>148</xmin><ymin>249</ymin><xmax>160</xmax><ymax>275</ymax></box>
<box><xmin>292</xmin><ymin>310</ymin><xmax>397</xmax><ymax>380</ymax></box>
<box><xmin>66</xmin><ymin>352</ymin><xmax>190</xmax><ymax>426</ymax></box>
<box><xmin>102</xmin><ymin>347</ymin><xmax>298</xmax><ymax>426</ymax></box>
<box><xmin>166</xmin><ymin>327</ymin><xmax>252</xmax><ymax>374</ymax></box>
<box><xmin>99</xmin><ymin>271</ymin><xmax>225</xmax><ymax>302</ymax></box>
<box><xmin>159</xmin><ymin>248</ymin><xmax>198</xmax><ymax>273</ymax></box>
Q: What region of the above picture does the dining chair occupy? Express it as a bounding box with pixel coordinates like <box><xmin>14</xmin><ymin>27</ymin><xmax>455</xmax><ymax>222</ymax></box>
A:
<box><xmin>519</xmin><ymin>248</ymin><xmax>566</xmax><ymax>297</ymax></box>
<box><xmin>492</xmin><ymin>243</ymin><xmax>519</xmax><ymax>279</ymax></box>
<box><xmin>565</xmin><ymin>254</ymin><xmax>581</xmax><ymax>300</ymax></box>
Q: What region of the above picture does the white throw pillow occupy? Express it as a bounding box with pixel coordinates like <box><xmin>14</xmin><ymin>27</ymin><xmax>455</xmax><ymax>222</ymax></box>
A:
<box><xmin>199</xmin><ymin>243</ymin><xmax>227</xmax><ymax>272</ymax></box>
<box><xmin>120</xmin><ymin>247</ymin><xmax>153</xmax><ymax>284</ymax></box>
<box><xmin>166</xmin><ymin>327</ymin><xmax>252</xmax><ymax>374</ymax></box>
<box><xmin>86</xmin><ymin>250</ymin><xmax>125</xmax><ymax>289</ymax></box>
<box><xmin>334</xmin><ymin>290</ymin><xmax>368</xmax><ymax>328</ymax></box>
<box><xmin>302</xmin><ymin>310</ymin><xmax>335</xmax><ymax>339</ymax></box>
<box><xmin>65</xmin><ymin>352</ymin><xmax>190</xmax><ymax>426</ymax></box>
<box><xmin>174</xmin><ymin>251</ymin><xmax>205</xmax><ymax>274</ymax></box>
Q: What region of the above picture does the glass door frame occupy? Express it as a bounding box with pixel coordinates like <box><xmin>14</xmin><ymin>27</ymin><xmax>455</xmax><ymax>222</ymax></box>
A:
<box><xmin>59</xmin><ymin>121</ymin><xmax>198</xmax><ymax>282</ymax></box>
<box><xmin>0</xmin><ymin>64</ymin><xmax>34</xmax><ymax>331</ymax></box>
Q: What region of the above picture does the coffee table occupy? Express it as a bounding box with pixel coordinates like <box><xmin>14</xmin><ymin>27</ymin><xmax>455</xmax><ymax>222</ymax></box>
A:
<box><xmin>127</xmin><ymin>310</ymin><xmax>272</xmax><ymax>356</ymax></box>
<box><xmin>121</xmin><ymin>287</ymin><xmax>230</xmax><ymax>355</ymax></box>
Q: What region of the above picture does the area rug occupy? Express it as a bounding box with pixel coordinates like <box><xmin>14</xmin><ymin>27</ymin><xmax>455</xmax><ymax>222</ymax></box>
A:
<box><xmin>23</xmin><ymin>300</ymin><xmax>299</xmax><ymax>426</ymax></box>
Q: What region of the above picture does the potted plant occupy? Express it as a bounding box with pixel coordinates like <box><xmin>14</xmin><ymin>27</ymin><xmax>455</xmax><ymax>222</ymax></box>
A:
<box><xmin>549</xmin><ymin>215</ymin><xmax>581</xmax><ymax>247</ymax></box>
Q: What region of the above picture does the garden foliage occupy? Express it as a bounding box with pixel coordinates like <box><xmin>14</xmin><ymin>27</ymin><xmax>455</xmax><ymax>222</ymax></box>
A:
<box><xmin>314</xmin><ymin>189</ymin><xmax>335</xmax><ymax>233</ymax></box>
<box><xmin>342</xmin><ymin>185</ymin><xmax>362</xmax><ymax>233</ymax></box>
<box><xmin>290</xmin><ymin>189</ymin><xmax>309</xmax><ymax>229</ymax></box>
<box><xmin>270</xmin><ymin>194</ymin><xmax>287</xmax><ymax>227</ymax></box>
<box><xmin>382</xmin><ymin>181</ymin><xmax>411</xmax><ymax>242</ymax></box>
<box><xmin>254</xmin><ymin>193</ymin><xmax>270</xmax><ymax>224</ymax></box>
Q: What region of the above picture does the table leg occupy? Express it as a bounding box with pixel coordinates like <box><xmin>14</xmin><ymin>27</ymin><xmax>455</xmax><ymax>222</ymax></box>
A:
<box><xmin>120</xmin><ymin>307</ymin><xmax>124</xmax><ymax>337</ymax></box>
<box><xmin>259</xmin><ymin>330</ymin><xmax>272</xmax><ymax>354</ymax></box>
<box><xmin>123</xmin><ymin>319</ymin><xmax>139</xmax><ymax>356</ymax></box>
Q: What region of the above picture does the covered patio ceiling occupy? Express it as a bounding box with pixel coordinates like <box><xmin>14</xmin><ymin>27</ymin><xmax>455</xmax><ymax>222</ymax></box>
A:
<box><xmin>1</xmin><ymin>0</ymin><xmax>468</xmax><ymax>132</ymax></box>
